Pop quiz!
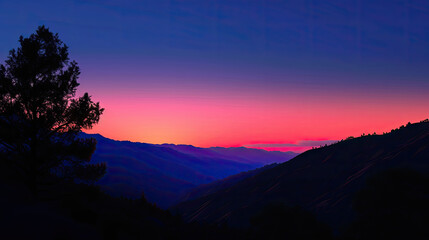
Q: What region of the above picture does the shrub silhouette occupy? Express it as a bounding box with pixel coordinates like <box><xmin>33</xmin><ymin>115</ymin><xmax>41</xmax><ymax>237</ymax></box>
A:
<box><xmin>0</xmin><ymin>26</ymin><xmax>105</xmax><ymax>195</ymax></box>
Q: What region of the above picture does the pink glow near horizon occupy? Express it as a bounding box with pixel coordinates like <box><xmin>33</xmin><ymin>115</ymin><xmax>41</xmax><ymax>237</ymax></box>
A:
<box><xmin>247</xmin><ymin>146</ymin><xmax>315</xmax><ymax>153</ymax></box>
<box><xmin>80</xmin><ymin>73</ymin><xmax>429</xmax><ymax>153</ymax></box>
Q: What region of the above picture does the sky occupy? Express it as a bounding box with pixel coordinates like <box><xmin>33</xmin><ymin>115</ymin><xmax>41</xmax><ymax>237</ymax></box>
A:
<box><xmin>1</xmin><ymin>0</ymin><xmax>429</xmax><ymax>152</ymax></box>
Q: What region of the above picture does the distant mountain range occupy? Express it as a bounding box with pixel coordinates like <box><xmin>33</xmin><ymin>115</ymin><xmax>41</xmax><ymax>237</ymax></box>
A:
<box><xmin>172</xmin><ymin>121</ymin><xmax>429</xmax><ymax>230</ymax></box>
<box><xmin>82</xmin><ymin>133</ymin><xmax>297</xmax><ymax>208</ymax></box>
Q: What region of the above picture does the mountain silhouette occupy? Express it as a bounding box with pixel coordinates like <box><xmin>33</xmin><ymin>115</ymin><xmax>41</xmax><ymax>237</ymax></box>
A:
<box><xmin>81</xmin><ymin>133</ymin><xmax>297</xmax><ymax>208</ymax></box>
<box><xmin>172</xmin><ymin>120</ymin><xmax>429</xmax><ymax>230</ymax></box>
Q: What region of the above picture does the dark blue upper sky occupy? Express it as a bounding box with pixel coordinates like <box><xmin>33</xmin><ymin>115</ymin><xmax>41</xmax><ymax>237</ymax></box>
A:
<box><xmin>2</xmin><ymin>0</ymin><xmax>429</xmax><ymax>85</ymax></box>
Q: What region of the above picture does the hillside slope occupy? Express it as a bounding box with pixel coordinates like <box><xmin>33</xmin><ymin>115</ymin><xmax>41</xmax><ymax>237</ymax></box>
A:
<box><xmin>178</xmin><ymin>163</ymin><xmax>279</xmax><ymax>203</ymax></box>
<box><xmin>83</xmin><ymin>134</ymin><xmax>296</xmax><ymax>208</ymax></box>
<box><xmin>173</xmin><ymin>121</ymin><xmax>429</xmax><ymax>229</ymax></box>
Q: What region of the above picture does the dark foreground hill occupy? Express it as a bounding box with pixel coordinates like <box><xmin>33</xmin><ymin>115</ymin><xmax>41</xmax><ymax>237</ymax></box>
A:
<box><xmin>172</xmin><ymin>121</ymin><xmax>429</xmax><ymax>230</ymax></box>
<box><xmin>0</xmin><ymin>178</ymin><xmax>247</xmax><ymax>240</ymax></box>
<box><xmin>82</xmin><ymin>134</ymin><xmax>297</xmax><ymax>208</ymax></box>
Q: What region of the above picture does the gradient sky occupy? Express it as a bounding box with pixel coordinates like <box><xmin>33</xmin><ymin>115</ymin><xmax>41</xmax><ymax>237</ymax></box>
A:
<box><xmin>1</xmin><ymin>0</ymin><xmax>429</xmax><ymax>152</ymax></box>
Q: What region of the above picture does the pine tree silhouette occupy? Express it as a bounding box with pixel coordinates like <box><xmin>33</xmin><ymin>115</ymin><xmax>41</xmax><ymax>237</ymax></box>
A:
<box><xmin>0</xmin><ymin>26</ymin><xmax>105</xmax><ymax>195</ymax></box>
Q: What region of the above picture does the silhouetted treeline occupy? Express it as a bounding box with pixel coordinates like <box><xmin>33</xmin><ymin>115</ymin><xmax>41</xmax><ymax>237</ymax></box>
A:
<box><xmin>312</xmin><ymin>119</ymin><xmax>429</xmax><ymax>150</ymax></box>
